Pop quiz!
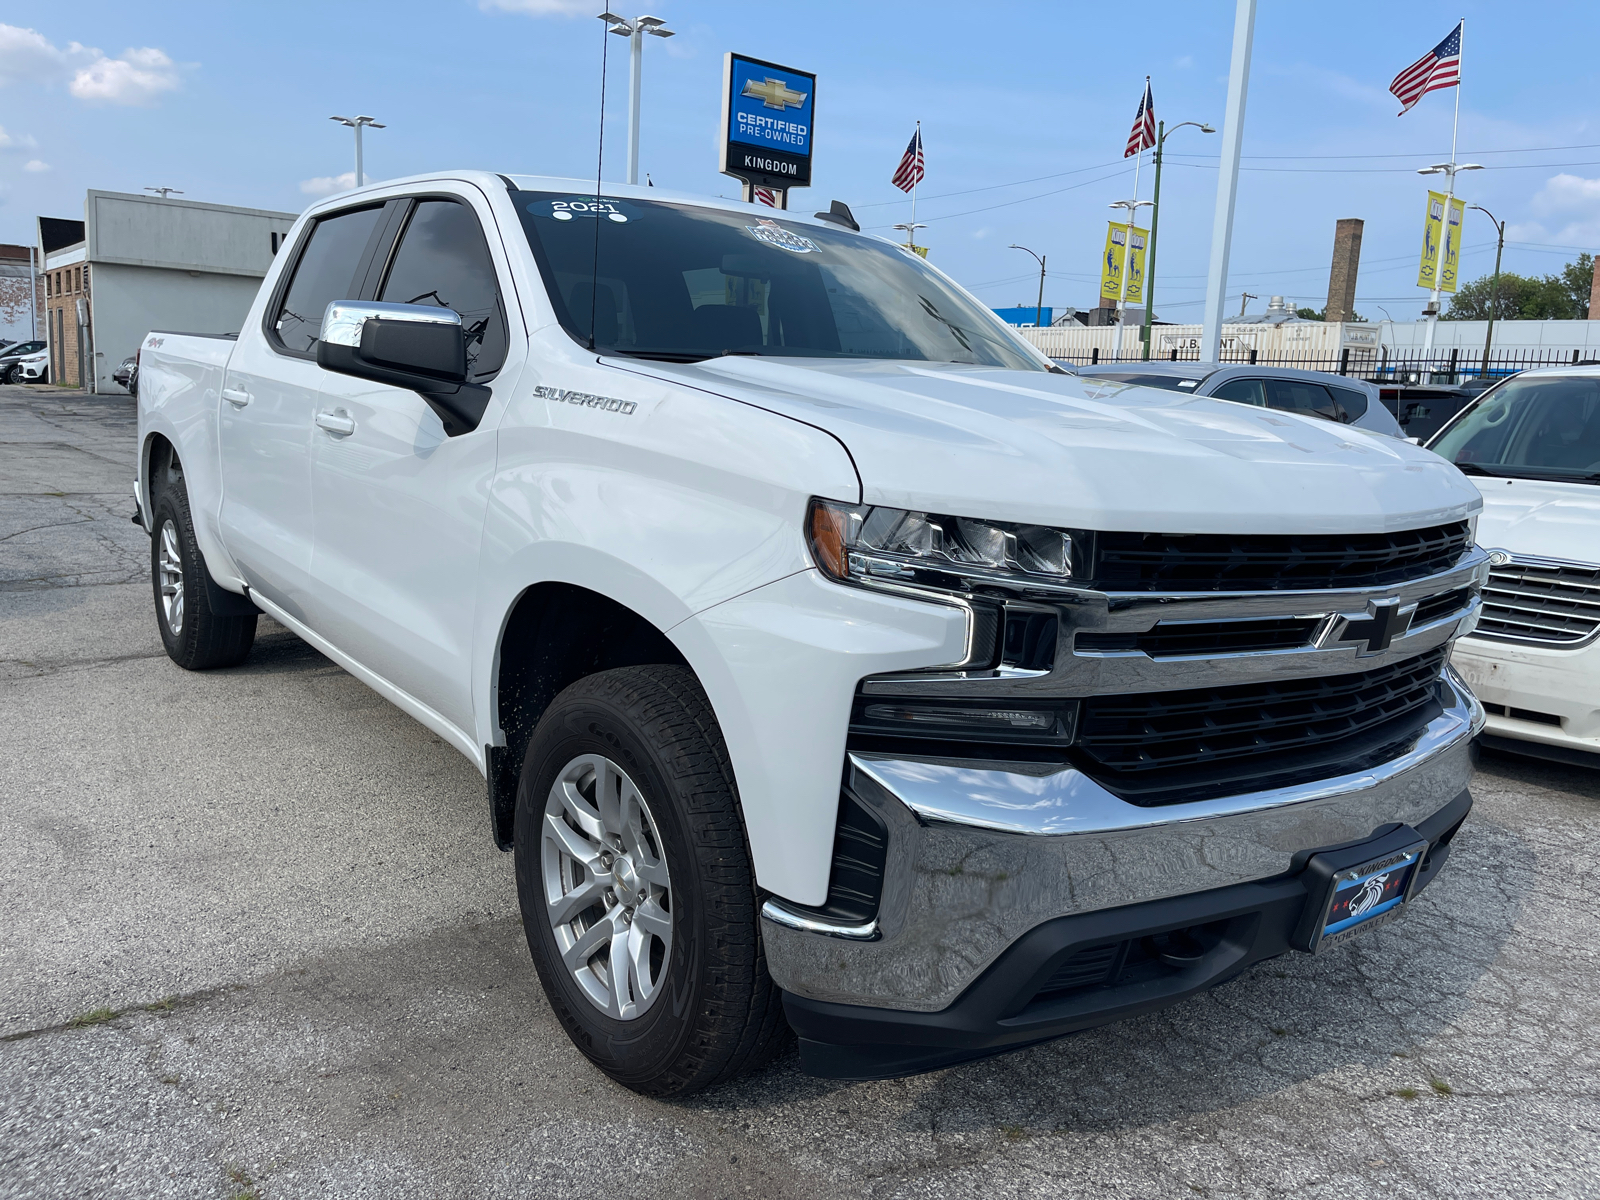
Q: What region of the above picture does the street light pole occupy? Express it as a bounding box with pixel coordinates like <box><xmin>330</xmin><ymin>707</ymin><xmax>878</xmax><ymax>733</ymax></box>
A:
<box><xmin>1140</xmin><ymin>119</ymin><xmax>1214</xmax><ymax>360</ymax></box>
<box><xmin>329</xmin><ymin>115</ymin><xmax>385</xmax><ymax>187</ymax></box>
<box><xmin>1200</xmin><ymin>0</ymin><xmax>1257</xmax><ymax>364</ymax></box>
<box><xmin>599</xmin><ymin>13</ymin><xmax>675</xmax><ymax>186</ymax></box>
<box><xmin>1010</xmin><ymin>244</ymin><xmax>1047</xmax><ymax>329</ymax></box>
<box><xmin>1469</xmin><ymin>204</ymin><xmax>1505</xmax><ymax>378</ymax></box>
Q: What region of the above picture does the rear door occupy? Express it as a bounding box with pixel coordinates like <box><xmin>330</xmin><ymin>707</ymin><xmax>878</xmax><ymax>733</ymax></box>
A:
<box><xmin>305</xmin><ymin>191</ymin><xmax>517</xmax><ymax>732</ymax></box>
<box><xmin>218</xmin><ymin>203</ymin><xmax>393</xmax><ymax>614</ymax></box>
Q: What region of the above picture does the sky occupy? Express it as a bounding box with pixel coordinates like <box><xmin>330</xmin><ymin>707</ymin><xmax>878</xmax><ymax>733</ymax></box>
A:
<box><xmin>5</xmin><ymin>0</ymin><xmax>1600</xmax><ymax>322</ymax></box>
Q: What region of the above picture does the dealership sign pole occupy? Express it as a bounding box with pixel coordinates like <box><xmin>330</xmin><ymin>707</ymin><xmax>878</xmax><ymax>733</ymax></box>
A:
<box><xmin>719</xmin><ymin>53</ymin><xmax>815</xmax><ymax>210</ymax></box>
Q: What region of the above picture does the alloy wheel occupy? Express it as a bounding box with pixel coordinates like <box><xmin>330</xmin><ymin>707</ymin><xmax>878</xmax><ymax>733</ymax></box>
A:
<box><xmin>541</xmin><ymin>753</ymin><xmax>674</xmax><ymax>1020</ymax></box>
<box><xmin>157</xmin><ymin>520</ymin><xmax>184</xmax><ymax>635</ymax></box>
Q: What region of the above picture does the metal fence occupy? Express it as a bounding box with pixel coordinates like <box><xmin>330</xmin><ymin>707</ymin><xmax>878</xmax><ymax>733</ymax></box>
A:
<box><xmin>1052</xmin><ymin>345</ymin><xmax>1598</xmax><ymax>385</ymax></box>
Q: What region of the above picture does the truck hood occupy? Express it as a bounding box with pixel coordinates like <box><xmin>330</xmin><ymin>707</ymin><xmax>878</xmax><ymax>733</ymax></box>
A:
<box><xmin>618</xmin><ymin>356</ymin><xmax>1480</xmax><ymax>535</ymax></box>
<box><xmin>1472</xmin><ymin>475</ymin><xmax>1600</xmax><ymax>565</ymax></box>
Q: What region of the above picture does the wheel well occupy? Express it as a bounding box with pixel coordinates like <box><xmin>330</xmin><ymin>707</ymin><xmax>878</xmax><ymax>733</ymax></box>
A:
<box><xmin>487</xmin><ymin>582</ymin><xmax>689</xmax><ymax>848</ymax></box>
<box><xmin>143</xmin><ymin>433</ymin><xmax>180</xmax><ymax>516</ymax></box>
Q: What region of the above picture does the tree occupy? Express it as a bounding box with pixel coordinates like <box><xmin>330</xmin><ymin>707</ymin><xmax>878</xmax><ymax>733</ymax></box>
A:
<box><xmin>1444</xmin><ymin>253</ymin><xmax>1593</xmax><ymax>320</ymax></box>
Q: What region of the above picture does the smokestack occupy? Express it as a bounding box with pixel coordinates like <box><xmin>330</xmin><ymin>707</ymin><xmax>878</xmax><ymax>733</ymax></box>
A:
<box><xmin>1324</xmin><ymin>218</ymin><xmax>1364</xmax><ymax>323</ymax></box>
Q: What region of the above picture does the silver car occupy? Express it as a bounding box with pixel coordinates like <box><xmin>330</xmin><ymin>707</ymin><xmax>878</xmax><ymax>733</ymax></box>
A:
<box><xmin>1072</xmin><ymin>362</ymin><xmax>1405</xmax><ymax>439</ymax></box>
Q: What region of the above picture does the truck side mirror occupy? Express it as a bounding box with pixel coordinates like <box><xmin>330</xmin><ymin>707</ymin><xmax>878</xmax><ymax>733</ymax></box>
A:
<box><xmin>315</xmin><ymin>300</ymin><xmax>491</xmax><ymax>437</ymax></box>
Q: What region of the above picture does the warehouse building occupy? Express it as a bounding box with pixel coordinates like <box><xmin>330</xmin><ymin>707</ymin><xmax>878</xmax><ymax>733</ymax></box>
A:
<box><xmin>37</xmin><ymin>191</ymin><xmax>296</xmax><ymax>391</ymax></box>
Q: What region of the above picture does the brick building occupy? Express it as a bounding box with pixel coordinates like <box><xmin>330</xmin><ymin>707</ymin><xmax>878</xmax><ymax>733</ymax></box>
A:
<box><xmin>0</xmin><ymin>243</ymin><xmax>39</xmax><ymax>344</ymax></box>
<box><xmin>41</xmin><ymin>217</ymin><xmax>89</xmax><ymax>386</ymax></box>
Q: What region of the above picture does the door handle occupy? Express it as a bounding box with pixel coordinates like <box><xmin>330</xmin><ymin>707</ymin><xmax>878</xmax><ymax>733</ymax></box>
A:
<box><xmin>315</xmin><ymin>410</ymin><xmax>356</xmax><ymax>436</ymax></box>
<box><xmin>222</xmin><ymin>387</ymin><xmax>251</xmax><ymax>407</ymax></box>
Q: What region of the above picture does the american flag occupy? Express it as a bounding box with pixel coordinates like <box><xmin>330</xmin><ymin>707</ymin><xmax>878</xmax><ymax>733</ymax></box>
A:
<box><xmin>1124</xmin><ymin>80</ymin><xmax>1155</xmax><ymax>158</ymax></box>
<box><xmin>753</xmin><ymin>186</ymin><xmax>777</xmax><ymax>207</ymax></box>
<box><xmin>892</xmin><ymin>127</ymin><xmax>924</xmax><ymax>192</ymax></box>
<box><xmin>1390</xmin><ymin>22</ymin><xmax>1462</xmax><ymax>115</ymax></box>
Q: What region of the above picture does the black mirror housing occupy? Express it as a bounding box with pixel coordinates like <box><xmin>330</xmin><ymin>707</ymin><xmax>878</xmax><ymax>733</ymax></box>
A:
<box><xmin>315</xmin><ymin>300</ymin><xmax>491</xmax><ymax>437</ymax></box>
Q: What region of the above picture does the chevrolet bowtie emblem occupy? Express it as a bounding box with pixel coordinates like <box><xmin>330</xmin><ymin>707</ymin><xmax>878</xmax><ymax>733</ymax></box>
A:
<box><xmin>1330</xmin><ymin>599</ymin><xmax>1414</xmax><ymax>656</ymax></box>
<box><xmin>742</xmin><ymin>77</ymin><xmax>807</xmax><ymax>110</ymax></box>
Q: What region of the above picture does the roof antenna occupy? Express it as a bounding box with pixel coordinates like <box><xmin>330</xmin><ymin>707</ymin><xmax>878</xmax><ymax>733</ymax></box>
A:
<box><xmin>588</xmin><ymin>12</ymin><xmax>615</xmax><ymax>352</ymax></box>
<box><xmin>646</xmin><ymin>173</ymin><xmax>654</xmax><ymax>187</ymax></box>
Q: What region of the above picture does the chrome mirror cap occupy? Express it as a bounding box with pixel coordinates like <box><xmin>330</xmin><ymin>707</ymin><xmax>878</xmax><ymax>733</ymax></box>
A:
<box><xmin>320</xmin><ymin>300</ymin><xmax>461</xmax><ymax>348</ymax></box>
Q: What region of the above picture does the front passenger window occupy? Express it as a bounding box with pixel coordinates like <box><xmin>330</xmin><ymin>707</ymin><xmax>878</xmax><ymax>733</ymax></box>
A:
<box><xmin>380</xmin><ymin>200</ymin><xmax>508</xmax><ymax>381</ymax></box>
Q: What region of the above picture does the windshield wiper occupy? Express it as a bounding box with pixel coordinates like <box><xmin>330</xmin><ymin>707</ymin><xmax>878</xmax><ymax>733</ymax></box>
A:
<box><xmin>1453</xmin><ymin>461</ymin><xmax>1600</xmax><ymax>483</ymax></box>
<box><xmin>604</xmin><ymin>348</ymin><xmax>712</xmax><ymax>363</ymax></box>
<box><xmin>1452</xmin><ymin>462</ymin><xmax>1495</xmax><ymax>475</ymax></box>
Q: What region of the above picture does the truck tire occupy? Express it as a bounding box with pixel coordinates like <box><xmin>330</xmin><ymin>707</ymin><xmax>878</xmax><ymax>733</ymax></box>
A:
<box><xmin>150</xmin><ymin>483</ymin><xmax>257</xmax><ymax>670</ymax></box>
<box><xmin>513</xmin><ymin>665</ymin><xmax>790</xmax><ymax>1096</ymax></box>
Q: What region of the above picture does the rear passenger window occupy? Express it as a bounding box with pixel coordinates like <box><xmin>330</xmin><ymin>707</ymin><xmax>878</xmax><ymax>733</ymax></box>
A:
<box><xmin>1326</xmin><ymin>383</ymin><xmax>1370</xmax><ymax>422</ymax></box>
<box><xmin>273</xmin><ymin>205</ymin><xmax>387</xmax><ymax>354</ymax></box>
<box><xmin>379</xmin><ymin>200</ymin><xmax>508</xmax><ymax>381</ymax></box>
<box><xmin>1264</xmin><ymin>379</ymin><xmax>1348</xmax><ymax>424</ymax></box>
<box><xmin>1210</xmin><ymin>378</ymin><xmax>1267</xmax><ymax>407</ymax></box>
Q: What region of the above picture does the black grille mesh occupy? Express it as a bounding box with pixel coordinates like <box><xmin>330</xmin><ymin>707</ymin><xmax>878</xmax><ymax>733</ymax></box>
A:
<box><xmin>1075</xmin><ymin>648</ymin><xmax>1448</xmax><ymax>804</ymax></box>
<box><xmin>1088</xmin><ymin>522</ymin><xmax>1471</xmax><ymax>592</ymax></box>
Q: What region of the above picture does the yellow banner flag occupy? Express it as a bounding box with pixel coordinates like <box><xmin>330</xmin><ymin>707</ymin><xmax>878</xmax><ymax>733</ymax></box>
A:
<box><xmin>1439</xmin><ymin>196</ymin><xmax>1465</xmax><ymax>293</ymax></box>
<box><xmin>1100</xmin><ymin>223</ymin><xmax>1127</xmax><ymax>301</ymax></box>
<box><xmin>1100</xmin><ymin>223</ymin><xmax>1149</xmax><ymax>303</ymax></box>
<box><xmin>1417</xmin><ymin>191</ymin><xmax>1447</xmax><ymax>289</ymax></box>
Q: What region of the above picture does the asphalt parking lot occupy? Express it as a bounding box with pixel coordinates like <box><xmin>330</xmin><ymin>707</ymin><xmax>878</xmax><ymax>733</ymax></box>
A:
<box><xmin>2</xmin><ymin>383</ymin><xmax>1598</xmax><ymax>1200</ymax></box>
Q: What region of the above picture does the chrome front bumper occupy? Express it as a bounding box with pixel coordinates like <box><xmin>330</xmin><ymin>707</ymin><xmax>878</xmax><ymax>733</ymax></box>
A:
<box><xmin>763</xmin><ymin>665</ymin><xmax>1485</xmax><ymax>1012</ymax></box>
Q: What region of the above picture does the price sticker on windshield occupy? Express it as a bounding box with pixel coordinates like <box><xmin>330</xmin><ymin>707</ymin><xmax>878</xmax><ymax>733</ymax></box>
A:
<box><xmin>744</xmin><ymin>219</ymin><xmax>817</xmax><ymax>254</ymax></box>
<box><xmin>528</xmin><ymin>197</ymin><xmax>640</xmax><ymax>224</ymax></box>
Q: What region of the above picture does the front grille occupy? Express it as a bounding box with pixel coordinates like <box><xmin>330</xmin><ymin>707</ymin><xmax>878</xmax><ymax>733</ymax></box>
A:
<box><xmin>1088</xmin><ymin>521</ymin><xmax>1470</xmax><ymax>592</ymax></box>
<box><xmin>1472</xmin><ymin>559</ymin><xmax>1600</xmax><ymax>646</ymax></box>
<box><xmin>1412</xmin><ymin>587</ymin><xmax>1472</xmax><ymax>627</ymax></box>
<box><xmin>1076</xmin><ymin>616</ymin><xmax>1320</xmax><ymax>657</ymax></box>
<box><xmin>1075</xmin><ymin>648</ymin><xmax>1448</xmax><ymax>804</ymax></box>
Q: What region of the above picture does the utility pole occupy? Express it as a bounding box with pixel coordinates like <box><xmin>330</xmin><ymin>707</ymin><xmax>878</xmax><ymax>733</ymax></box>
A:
<box><xmin>599</xmin><ymin>13</ymin><xmax>675</xmax><ymax>186</ymax></box>
<box><xmin>1200</xmin><ymin>0</ymin><xmax>1257</xmax><ymax>363</ymax></box>
<box><xmin>329</xmin><ymin>115</ymin><xmax>385</xmax><ymax>187</ymax></box>
<box><xmin>1469</xmin><ymin>204</ymin><xmax>1505</xmax><ymax>378</ymax></box>
<box><xmin>1010</xmin><ymin>245</ymin><xmax>1047</xmax><ymax>329</ymax></box>
<box><xmin>1239</xmin><ymin>291</ymin><xmax>1257</xmax><ymax>316</ymax></box>
<box><xmin>1141</xmin><ymin>119</ymin><xmax>1214</xmax><ymax>360</ymax></box>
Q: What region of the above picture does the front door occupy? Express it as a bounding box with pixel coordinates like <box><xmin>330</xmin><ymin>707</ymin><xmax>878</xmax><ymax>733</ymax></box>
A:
<box><xmin>307</xmin><ymin>194</ymin><xmax>516</xmax><ymax>733</ymax></box>
<box><xmin>218</xmin><ymin>202</ymin><xmax>390</xmax><ymax>616</ymax></box>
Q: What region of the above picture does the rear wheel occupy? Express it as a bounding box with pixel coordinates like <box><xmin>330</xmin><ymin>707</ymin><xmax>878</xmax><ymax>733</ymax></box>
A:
<box><xmin>150</xmin><ymin>479</ymin><xmax>257</xmax><ymax>670</ymax></box>
<box><xmin>513</xmin><ymin>665</ymin><xmax>789</xmax><ymax>1096</ymax></box>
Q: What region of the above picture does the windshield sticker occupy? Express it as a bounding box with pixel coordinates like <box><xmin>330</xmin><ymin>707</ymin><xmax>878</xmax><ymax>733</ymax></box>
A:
<box><xmin>745</xmin><ymin>219</ymin><xmax>817</xmax><ymax>254</ymax></box>
<box><xmin>529</xmin><ymin>197</ymin><xmax>636</xmax><ymax>223</ymax></box>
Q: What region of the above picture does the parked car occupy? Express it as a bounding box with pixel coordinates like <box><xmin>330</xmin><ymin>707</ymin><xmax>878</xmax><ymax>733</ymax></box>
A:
<box><xmin>0</xmin><ymin>340</ymin><xmax>48</xmax><ymax>384</ymax></box>
<box><xmin>1377</xmin><ymin>379</ymin><xmax>1502</xmax><ymax>443</ymax></box>
<box><xmin>1073</xmin><ymin>362</ymin><xmax>1405</xmax><ymax>438</ymax></box>
<box><xmin>136</xmin><ymin>171</ymin><xmax>1487</xmax><ymax>1095</ymax></box>
<box><xmin>1427</xmin><ymin>366</ymin><xmax>1600</xmax><ymax>766</ymax></box>
<box><xmin>113</xmin><ymin>354</ymin><xmax>139</xmax><ymax>397</ymax></box>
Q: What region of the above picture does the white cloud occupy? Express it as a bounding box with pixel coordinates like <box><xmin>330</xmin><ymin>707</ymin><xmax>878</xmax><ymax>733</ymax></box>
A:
<box><xmin>0</xmin><ymin>25</ymin><xmax>182</xmax><ymax>105</ymax></box>
<box><xmin>22</xmin><ymin>159</ymin><xmax>48</xmax><ymax>172</ymax></box>
<box><xmin>0</xmin><ymin>124</ymin><xmax>38</xmax><ymax>149</ymax></box>
<box><xmin>0</xmin><ymin>24</ymin><xmax>86</xmax><ymax>84</ymax></box>
<box><xmin>70</xmin><ymin>47</ymin><xmax>180</xmax><ymax>105</ymax></box>
<box><xmin>478</xmin><ymin>0</ymin><xmax>596</xmax><ymax>14</ymax></box>
<box><xmin>1506</xmin><ymin>173</ymin><xmax>1600</xmax><ymax>249</ymax></box>
<box><xmin>300</xmin><ymin>172</ymin><xmax>358</xmax><ymax>197</ymax></box>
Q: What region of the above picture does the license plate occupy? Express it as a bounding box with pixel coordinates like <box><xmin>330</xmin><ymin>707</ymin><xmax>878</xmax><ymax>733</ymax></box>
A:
<box><xmin>1295</xmin><ymin>833</ymin><xmax>1430</xmax><ymax>954</ymax></box>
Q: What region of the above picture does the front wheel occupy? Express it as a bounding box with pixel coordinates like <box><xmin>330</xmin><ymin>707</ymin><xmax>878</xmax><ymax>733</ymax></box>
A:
<box><xmin>514</xmin><ymin>665</ymin><xmax>789</xmax><ymax>1096</ymax></box>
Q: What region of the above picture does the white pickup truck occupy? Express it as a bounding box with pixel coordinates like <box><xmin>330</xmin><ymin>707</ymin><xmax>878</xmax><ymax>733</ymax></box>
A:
<box><xmin>137</xmin><ymin>171</ymin><xmax>1489</xmax><ymax>1095</ymax></box>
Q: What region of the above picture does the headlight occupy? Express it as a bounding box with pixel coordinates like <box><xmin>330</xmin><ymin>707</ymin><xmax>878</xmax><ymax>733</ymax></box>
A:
<box><xmin>808</xmin><ymin>498</ymin><xmax>1084</xmax><ymax>593</ymax></box>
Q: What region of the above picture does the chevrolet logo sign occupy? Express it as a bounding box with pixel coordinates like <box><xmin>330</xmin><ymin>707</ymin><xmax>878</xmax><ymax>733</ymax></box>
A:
<box><xmin>1324</xmin><ymin>598</ymin><xmax>1416</xmax><ymax>656</ymax></box>
<box><xmin>742</xmin><ymin>77</ymin><xmax>807</xmax><ymax>110</ymax></box>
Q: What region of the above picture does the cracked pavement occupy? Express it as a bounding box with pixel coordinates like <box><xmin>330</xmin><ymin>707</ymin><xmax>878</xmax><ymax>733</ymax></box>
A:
<box><xmin>2</xmin><ymin>384</ymin><xmax>1597</xmax><ymax>1199</ymax></box>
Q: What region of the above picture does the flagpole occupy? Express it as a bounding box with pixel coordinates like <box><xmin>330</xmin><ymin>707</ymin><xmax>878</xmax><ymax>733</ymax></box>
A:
<box><xmin>911</xmin><ymin>121</ymin><xmax>920</xmax><ymax>237</ymax></box>
<box><xmin>1113</xmin><ymin>85</ymin><xmax>1147</xmax><ymax>360</ymax></box>
<box><xmin>1424</xmin><ymin>18</ymin><xmax>1462</xmax><ymax>354</ymax></box>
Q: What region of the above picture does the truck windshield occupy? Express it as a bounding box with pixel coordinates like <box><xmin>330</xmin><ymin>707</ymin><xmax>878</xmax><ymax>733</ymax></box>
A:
<box><xmin>1429</xmin><ymin>375</ymin><xmax>1600</xmax><ymax>483</ymax></box>
<box><xmin>512</xmin><ymin>191</ymin><xmax>1044</xmax><ymax>371</ymax></box>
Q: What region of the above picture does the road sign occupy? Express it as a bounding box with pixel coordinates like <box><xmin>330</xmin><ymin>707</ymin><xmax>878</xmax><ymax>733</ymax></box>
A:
<box><xmin>720</xmin><ymin>53</ymin><xmax>815</xmax><ymax>207</ymax></box>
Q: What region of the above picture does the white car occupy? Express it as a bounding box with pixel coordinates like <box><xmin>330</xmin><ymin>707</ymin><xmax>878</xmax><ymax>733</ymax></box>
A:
<box><xmin>16</xmin><ymin>349</ymin><xmax>49</xmax><ymax>383</ymax></box>
<box><xmin>135</xmin><ymin>171</ymin><xmax>1488</xmax><ymax>1094</ymax></box>
<box><xmin>1430</xmin><ymin>367</ymin><xmax>1600</xmax><ymax>766</ymax></box>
